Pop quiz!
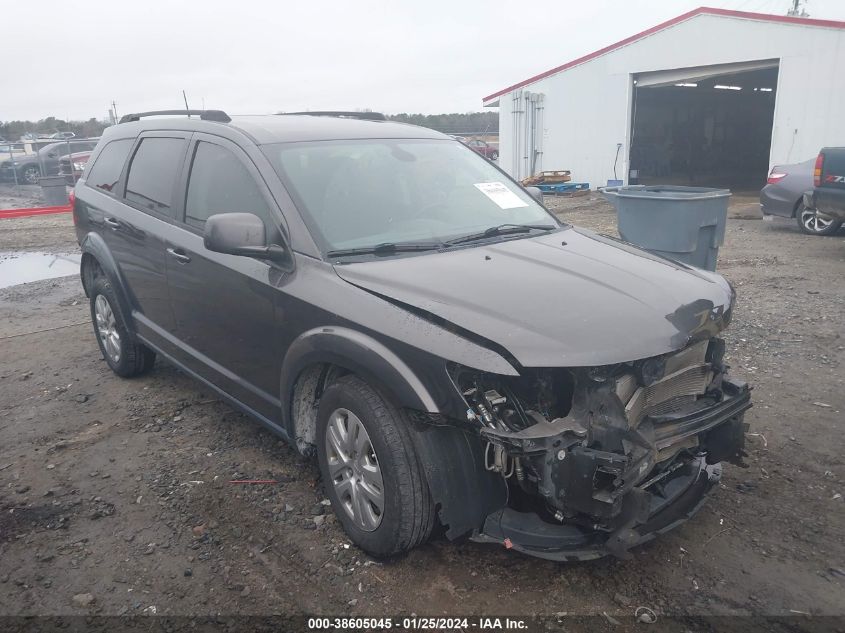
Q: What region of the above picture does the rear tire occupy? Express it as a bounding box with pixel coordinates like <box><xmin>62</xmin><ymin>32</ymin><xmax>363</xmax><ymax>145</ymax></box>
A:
<box><xmin>316</xmin><ymin>375</ymin><xmax>434</xmax><ymax>557</ymax></box>
<box><xmin>797</xmin><ymin>203</ymin><xmax>842</xmax><ymax>236</ymax></box>
<box><xmin>89</xmin><ymin>275</ymin><xmax>156</xmax><ymax>377</ymax></box>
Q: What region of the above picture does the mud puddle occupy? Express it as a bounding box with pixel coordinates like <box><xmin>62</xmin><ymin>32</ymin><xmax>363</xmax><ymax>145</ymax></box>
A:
<box><xmin>0</xmin><ymin>251</ymin><xmax>81</xmax><ymax>289</ymax></box>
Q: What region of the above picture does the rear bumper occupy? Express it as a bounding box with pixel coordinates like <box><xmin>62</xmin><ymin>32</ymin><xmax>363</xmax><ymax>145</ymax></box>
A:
<box><xmin>759</xmin><ymin>184</ymin><xmax>796</xmax><ymax>217</ymax></box>
<box><xmin>808</xmin><ymin>189</ymin><xmax>845</xmax><ymax>221</ymax></box>
<box><xmin>0</xmin><ymin>166</ymin><xmax>20</xmax><ymax>181</ymax></box>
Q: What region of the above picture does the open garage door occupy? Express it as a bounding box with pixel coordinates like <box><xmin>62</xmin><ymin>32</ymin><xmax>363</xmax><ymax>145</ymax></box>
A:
<box><xmin>630</xmin><ymin>60</ymin><xmax>778</xmax><ymax>192</ymax></box>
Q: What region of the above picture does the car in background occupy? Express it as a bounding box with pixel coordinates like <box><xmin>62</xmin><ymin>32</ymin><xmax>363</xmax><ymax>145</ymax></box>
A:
<box><xmin>38</xmin><ymin>140</ymin><xmax>98</xmax><ymax>175</ymax></box>
<box><xmin>805</xmin><ymin>148</ymin><xmax>845</xmax><ymax>231</ymax></box>
<box><xmin>465</xmin><ymin>138</ymin><xmax>499</xmax><ymax>161</ymax></box>
<box><xmin>760</xmin><ymin>158</ymin><xmax>841</xmax><ymax>236</ymax></box>
<box><xmin>59</xmin><ymin>150</ymin><xmax>92</xmax><ymax>184</ymax></box>
<box><xmin>0</xmin><ymin>139</ymin><xmax>98</xmax><ymax>184</ymax></box>
<box><xmin>0</xmin><ymin>154</ymin><xmax>43</xmax><ymax>184</ymax></box>
<box><xmin>51</xmin><ymin>132</ymin><xmax>76</xmax><ymax>140</ymax></box>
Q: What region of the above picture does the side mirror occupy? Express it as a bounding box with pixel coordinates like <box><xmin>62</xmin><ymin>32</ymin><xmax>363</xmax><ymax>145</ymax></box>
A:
<box><xmin>527</xmin><ymin>186</ymin><xmax>544</xmax><ymax>204</ymax></box>
<box><xmin>47</xmin><ymin>152</ymin><xmax>57</xmax><ymax>158</ymax></box>
<box><xmin>204</xmin><ymin>213</ymin><xmax>287</xmax><ymax>261</ymax></box>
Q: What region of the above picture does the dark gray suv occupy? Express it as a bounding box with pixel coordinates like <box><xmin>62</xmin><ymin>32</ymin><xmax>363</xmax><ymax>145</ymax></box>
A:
<box><xmin>74</xmin><ymin>110</ymin><xmax>751</xmax><ymax>561</ymax></box>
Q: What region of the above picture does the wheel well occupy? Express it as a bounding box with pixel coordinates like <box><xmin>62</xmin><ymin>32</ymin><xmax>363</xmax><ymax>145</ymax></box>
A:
<box><xmin>289</xmin><ymin>362</ymin><xmax>415</xmax><ymax>456</ymax></box>
<box><xmin>290</xmin><ymin>363</ymin><xmax>348</xmax><ymax>456</ymax></box>
<box><xmin>792</xmin><ymin>197</ymin><xmax>803</xmax><ymax>218</ymax></box>
<box><xmin>80</xmin><ymin>253</ymin><xmax>103</xmax><ymax>297</ymax></box>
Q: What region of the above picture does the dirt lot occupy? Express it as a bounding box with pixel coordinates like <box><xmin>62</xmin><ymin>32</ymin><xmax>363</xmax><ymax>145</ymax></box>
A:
<box><xmin>1</xmin><ymin>187</ymin><xmax>843</xmax><ymax>627</ymax></box>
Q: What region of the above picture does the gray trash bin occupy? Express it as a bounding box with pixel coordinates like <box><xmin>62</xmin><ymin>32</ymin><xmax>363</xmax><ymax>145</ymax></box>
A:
<box><xmin>39</xmin><ymin>175</ymin><xmax>69</xmax><ymax>207</ymax></box>
<box><xmin>601</xmin><ymin>185</ymin><xmax>730</xmax><ymax>271</ymax></box>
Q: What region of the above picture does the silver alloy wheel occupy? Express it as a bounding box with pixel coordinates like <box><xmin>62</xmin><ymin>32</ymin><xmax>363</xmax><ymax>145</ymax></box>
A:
<box><xmin>94</xmin><ymin>294</ymin><xmax>121</xmax><ymax>363</ymax></box>
<box><xmin>325</xmin><ymin>408</ymin><xmax>384</xmax><ymax>531</ymax></box>
<box><xmin>22</xmin><ymin>166</ymin><xmax>40</xmax><ymax>185</ymax></box>
<box><xmin>800</xmin><ymin>206</ymin><xmax>834</xmax><ymax>233</ymax></box>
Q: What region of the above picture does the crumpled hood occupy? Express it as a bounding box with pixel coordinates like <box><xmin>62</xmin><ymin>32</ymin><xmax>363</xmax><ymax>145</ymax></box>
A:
<box><xmin>333</xmin><ymin>227</ymin><xmax>734</xmax><ymax>369</ymax></box>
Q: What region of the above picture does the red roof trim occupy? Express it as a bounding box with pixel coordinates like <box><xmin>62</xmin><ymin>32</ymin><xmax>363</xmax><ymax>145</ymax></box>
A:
<box><xmin>482</xmin><ymin>6</ymin><xmax>845</xmax><ymax>104</ymax></box>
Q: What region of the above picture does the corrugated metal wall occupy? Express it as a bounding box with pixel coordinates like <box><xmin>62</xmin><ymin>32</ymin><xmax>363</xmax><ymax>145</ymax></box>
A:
<box><xmin>491</xmin><ymin>13</ymin><xmax>845</xmax><ymax>188</ymax></box>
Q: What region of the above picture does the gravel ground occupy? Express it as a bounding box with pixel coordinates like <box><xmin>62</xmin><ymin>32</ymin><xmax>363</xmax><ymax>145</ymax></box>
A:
<box><xmin>0</xmin><ymin>192</ymin><xmax>843</xmax><ymax>628</ymax></box>
<box><xmin>0</xmin><ymin>184</ymin><xmax>46</xmax><ymax>210</ymax></box>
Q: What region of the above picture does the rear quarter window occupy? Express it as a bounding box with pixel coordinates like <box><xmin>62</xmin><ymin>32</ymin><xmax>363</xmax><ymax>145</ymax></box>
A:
<box><xmin>85</xmin><ymin>139</ymin><xmax>134</xmax><ymax>196</ymax></box>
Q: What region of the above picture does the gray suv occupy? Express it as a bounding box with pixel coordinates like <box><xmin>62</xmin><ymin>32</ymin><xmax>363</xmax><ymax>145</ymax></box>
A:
<box><xmin>73</xmin><ymin>110</ymin><xmax>751</xmax><ymax>561</ymax></box>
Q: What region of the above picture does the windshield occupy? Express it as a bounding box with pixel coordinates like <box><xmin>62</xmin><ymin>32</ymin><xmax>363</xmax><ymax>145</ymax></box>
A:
<box><xmin>262</xmin><ymin>139</ymin><xmax>555</xmax><ymax>254</ymax></box>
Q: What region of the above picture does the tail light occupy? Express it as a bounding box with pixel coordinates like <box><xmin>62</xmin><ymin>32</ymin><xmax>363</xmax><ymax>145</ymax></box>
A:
<box><xmin>814</xmin><ymin>152</ymin><xmax>824</xmax><ymax>187</ymax></box>
<box><xmin>68</xmin><ymin>188</ymin><xmax>76</xmax><ymax>225</ymax></box>
<box><xmin>767</xmin><ymin>171</ymin><xmax>786</xmax><ymax>185</ymax></box>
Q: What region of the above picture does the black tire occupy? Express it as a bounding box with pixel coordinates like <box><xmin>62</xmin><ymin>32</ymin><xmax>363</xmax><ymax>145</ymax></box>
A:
<box><xmin>796</xmin><ymin>202</ymin><xmax>842</xmax><ymax>236</ymax></box>
<box><xmin>490</xmin><ymin>151</ymin><xmax>499</xmax><ymax>161</ymax></box>
<box><xmin>20</xmin><ymin>164</ymin><xmax>41</xmax><ymax>185</ymax></box>
<box><xmin>89</xmin><ymin>275</ymin><xmax>155</xmax><ymax>377</ymax></box>
<box><xmin>316</xmin><ymin>375</ymin><xmax>434</xmax><ymax>557</ymax></box>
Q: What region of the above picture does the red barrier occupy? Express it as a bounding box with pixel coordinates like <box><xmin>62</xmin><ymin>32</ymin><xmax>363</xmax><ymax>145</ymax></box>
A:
<box><xmin>0</xmin><ymin>205</ymin><xmax>73</xmax><ymax>219</ymax></box>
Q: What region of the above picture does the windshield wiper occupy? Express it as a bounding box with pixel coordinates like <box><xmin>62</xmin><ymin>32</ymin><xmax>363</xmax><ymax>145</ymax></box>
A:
<box><xmin>327</xmin><ymin>241</ymin><xmax>444</xmax><ymax>258</ymax></box>
<box><xmin>444</xmin><ymin>223</ymin><xmax>556</xmax><ymax>246</ymax></box>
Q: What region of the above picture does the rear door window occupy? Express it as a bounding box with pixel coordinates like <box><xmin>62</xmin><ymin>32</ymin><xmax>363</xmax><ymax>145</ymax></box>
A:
<box><xmin>85</xmin><ymin>139</ymin><xmax>133</xmax><ymax>195</ymax></box>
<box><xmin>184</xmin><ymin>141</ymin><xmax>272</xmax><ymax>230</ymax></box>
<box><xmin>125</xmin><ymin>137</ymin><xmax>187</xmax><ymax>217</ymax></box>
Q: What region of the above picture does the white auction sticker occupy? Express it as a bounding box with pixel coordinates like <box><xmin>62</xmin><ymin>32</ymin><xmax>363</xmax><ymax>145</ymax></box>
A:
<box><xmin>474</xmin><ymin>182</ymin><xmax>529</xmax><ymax>210</ymax></box>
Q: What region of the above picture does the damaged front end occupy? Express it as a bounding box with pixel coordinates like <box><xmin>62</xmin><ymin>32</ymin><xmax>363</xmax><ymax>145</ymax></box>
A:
<box><xmin>452</xmin><ymin>338</ymin><xmax>751</xmax><ymax>561</ymax></box>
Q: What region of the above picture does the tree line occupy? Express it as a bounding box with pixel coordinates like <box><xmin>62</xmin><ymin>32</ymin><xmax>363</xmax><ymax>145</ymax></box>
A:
<box><xmin>2</xmin><ymin>112</ymin><xmax>499</xmax><ymax>142</ymax></box>
<box><xmin>387</xmin><ymin>112</ymin><xmax>498</xmax><ymax>135</ymax></box>
<box><xmin>1</xmin><ymin>117</ymin><xmax>108</xmax><ymax>141</ymax></box>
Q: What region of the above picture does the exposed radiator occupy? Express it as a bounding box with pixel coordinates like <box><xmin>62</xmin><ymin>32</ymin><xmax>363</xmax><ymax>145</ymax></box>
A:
<box><xmin>618</xmin><ymin>341</ymin><xmax>712</xmax><ymax>428</ymax></box>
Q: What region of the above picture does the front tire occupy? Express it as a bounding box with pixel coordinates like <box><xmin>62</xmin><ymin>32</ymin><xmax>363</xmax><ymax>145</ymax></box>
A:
<box><xmin>797</xmin><ymin>203</ymin><xmax>842</xmax><ymax>235</ymax></box>
<box><xmin>316</xmin><ymin>375</ymin><xmax>434</xmax><ymax>557</ymax></box>
<box><xmin>21</xmin><ymin>164</ymin><xmax>40</xmax><ymax>185</ymax></box>
<box><xmin>89</xmin><ymin>275</ymin><xmax>156</xmax><ymax>377</ymax></box>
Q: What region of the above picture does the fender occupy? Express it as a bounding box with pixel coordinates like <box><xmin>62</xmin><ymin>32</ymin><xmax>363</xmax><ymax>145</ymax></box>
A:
<box><xmin>280</xmin><ymin>327</ymin><xmax>508</xmax><ymax>538</ymax></box>
<box><xmin>280</xmin><ymin>326</ymin><xmax>439</xmax><ymax>432</ymax></box>
<box><xmin>79</xmin><ymin>232</ymin><xmax>137</xmax><ymax>342</ymax></box>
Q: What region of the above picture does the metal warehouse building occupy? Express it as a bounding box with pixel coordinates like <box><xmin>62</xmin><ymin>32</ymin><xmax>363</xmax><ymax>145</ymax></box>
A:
<box><xmin>482</xmin><ymin>7</ymin><xmax>845</xmax><ymax>192</ymax></box>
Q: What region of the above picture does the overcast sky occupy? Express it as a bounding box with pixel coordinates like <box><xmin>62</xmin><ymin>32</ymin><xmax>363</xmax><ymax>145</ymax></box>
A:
<box><xmin>4</xmin><ymin>0</ymin><xmax>844</xmax><ymax>121</ymax></box>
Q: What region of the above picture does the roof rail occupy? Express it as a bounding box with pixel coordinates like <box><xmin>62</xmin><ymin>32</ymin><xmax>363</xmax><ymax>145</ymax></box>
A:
<box><xmin>278</xmin><ymin>111</ymin><xmax>386</xmax><ymax>121</ymax></box>
<box><xmin>119</xmin><ymin>109</ymin><xmax>231</xmax><ymax>124</ymax></box>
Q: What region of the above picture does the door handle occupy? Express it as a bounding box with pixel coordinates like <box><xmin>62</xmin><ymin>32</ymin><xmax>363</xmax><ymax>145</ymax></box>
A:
<box><xmin>167</xmin><ymin>248</ymin><xmax>191</xmax><ymax>264</ymax></box>
<box><xmin>104</xmin><ymin>217</ymin><xmax>120</xmax><ymax>229</ymax></box>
